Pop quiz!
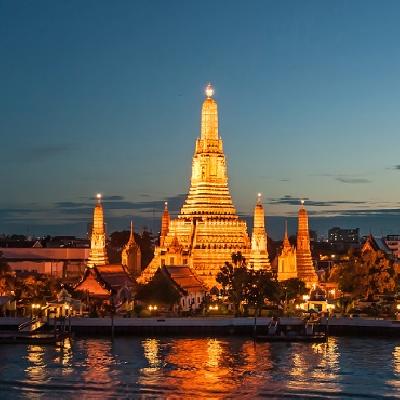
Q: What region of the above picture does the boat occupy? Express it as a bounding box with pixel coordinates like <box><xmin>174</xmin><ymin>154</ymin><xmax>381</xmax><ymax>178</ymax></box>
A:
<box><xmin>254</xmin><ymin>319</ymin><xmax>327</xmax><ymax>343</ymax></box>
<box><xmin>255</xmin><ymin>333</ymin><xmax>326</xmax><ymax>343</ymax></box>
<box><xmin>0</xmin><ymin>331</ymin><xmax>71</xmax><ymax>345</ymax></box>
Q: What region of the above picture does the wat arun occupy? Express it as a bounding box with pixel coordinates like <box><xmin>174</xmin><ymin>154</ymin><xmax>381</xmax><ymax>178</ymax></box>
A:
<box><xmin>139</xmin><ymin>84</ymin><xmax>270</xmax><ymax>288</ymax></box>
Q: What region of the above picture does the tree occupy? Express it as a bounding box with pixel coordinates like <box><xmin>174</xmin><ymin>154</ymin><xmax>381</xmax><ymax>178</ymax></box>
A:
<box><xmin>0</xmin><ymin>252</ymin><xmax>10</xmax><ymax>275</ymax></box>
<box><xmin>135</xmin><ymin>269</ymin><xmax>181</xmax><ymax>307</ymax></box>
<box><xmin>217</xmin><ymin>254</ymin><xmax>251</xmax><ymax>316</ymax></box>
<box><xmin>278</xmin><ymin>278</ymin><xmax>307</xmax><ymax>313</ymax></box>
<box><xmin>329</xmin><ymin>249</ymin><xmax>397</xmax><ymax>301</ymax></box>
<box><xmin>247</xmin><ymin>269</ymin><xmax>279</xmax><ymax>316</ymax></box>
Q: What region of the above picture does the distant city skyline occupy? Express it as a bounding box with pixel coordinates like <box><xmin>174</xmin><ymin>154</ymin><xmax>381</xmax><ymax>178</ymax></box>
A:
<box><xmin>1</xmin><ymin>1</ymin><xmax>400</xmax><ymax>238</ymax></box>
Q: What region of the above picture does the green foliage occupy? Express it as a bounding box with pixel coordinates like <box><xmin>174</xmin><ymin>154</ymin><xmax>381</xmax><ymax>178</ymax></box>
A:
<box><xmin>136</xmin><ymin>269</ymin><xmax>181</xmax><ymax>306</ymax></box>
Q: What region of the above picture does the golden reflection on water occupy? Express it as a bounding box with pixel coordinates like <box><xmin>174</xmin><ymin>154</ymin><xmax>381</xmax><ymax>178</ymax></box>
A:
<box><xmin>82</xmin><ymin>340</ymin><xmax>115</xmax><ymax>390</ymax></box>
<box><xmin>142</xmin><ymin>338</ymin><xmax>162</xmax><ymax>372</ymax></box>
<box><xmin>388</xmin><ymin>345</ymin><xmax>400</xmax><ymax>391</ymax></box>
<box><xmin>287</xmin><ymin>338</ymin><xmax>340</xmax><ymax>394</ymax></box>
<box><xmin>26</xmin><ymin>345</ymin><xmax>47</xmax><ymax>382</ymax></box>
<box><xmin>393</xmin><ymin>346</ymin><xmax>400</xmax><ymax>375</ymax></box>
<box><xmin>150</xmin><ymin>338</ymin><xmax>265</xmax><ymax>397</ymax></box>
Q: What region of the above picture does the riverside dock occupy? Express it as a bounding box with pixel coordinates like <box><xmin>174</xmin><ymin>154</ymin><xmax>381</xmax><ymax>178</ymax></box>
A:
<box><xmin>0</xmin><ymin>316</ymin><xmax>400</xmax><ymax>337</ymax></box>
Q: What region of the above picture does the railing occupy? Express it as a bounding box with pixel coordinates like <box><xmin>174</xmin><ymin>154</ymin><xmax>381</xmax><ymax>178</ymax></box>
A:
<box><xmin>18</xmin><ymin>316</ymin><xmax>46</xmax><ymax>332</ymax></box>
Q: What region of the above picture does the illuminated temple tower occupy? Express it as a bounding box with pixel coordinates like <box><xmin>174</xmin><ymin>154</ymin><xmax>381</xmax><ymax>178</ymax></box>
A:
<box><xmin>249</xmin><ymin>194</ymin><xmax>270</xmax><ymax>270</ymax></box>
<box><xmin>277</xmin><ymin>221</ymin><xmax>297</xmax><ymax>281</ymax></box>
<box><xmin>87</xmin><ymin>194</ymin><xmax>109</xmax><ymax>267</ymax></box>
<box><xmin>139</xmin><ymin>84</ymin><xmax>251</xmax><ymax>287</ymax></box>
<box><xmin>296</xmin><ymin>201</ymin><xmax>318</xmax><ymax>287</ymax></box>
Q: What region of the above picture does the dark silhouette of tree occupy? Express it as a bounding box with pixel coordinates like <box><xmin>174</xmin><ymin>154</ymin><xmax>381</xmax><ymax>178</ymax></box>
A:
<box><xmin>217</xmin><ymin>257</ymin><xmax>249</xmax><ymax>316</ymax></box>
<box><xmin>136</xmin><ymin>269</ymin><xmax>180</xmax><ymax>306</ymax></box>
<box><xmin>247</xmin><ymin>269</ymin><xmax>279</xmax><ymax>316</ymax></box>
<box><xmin>329</xmin><ymin>249</ymin><xmax>396</xmax><ymax>301</ymax></box>
<box><xmin>0</xmin><ymin>252</ymin><xmax>10</xmax><ymax>275</ymax></box>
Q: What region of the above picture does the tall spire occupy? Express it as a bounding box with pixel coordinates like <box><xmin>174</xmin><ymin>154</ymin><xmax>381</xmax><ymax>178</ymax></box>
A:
<box><xmin>88</xmin><ymin>194</ymin><xmax>109</xmax><ymax>267</ymax></box>
<box><xmin>128</xmin><ymin>220</ymin><xmax>136</xmax><ymax>244</ymax></box>
<box><xmin>250</xmin><ymin>193</ymin><xmax>270</xmax><ymax>270</ymax></box>
<box><xmin>283</xmin><ymin>220</ymin><xmax>291</xmax><ymax>250</ymax></box>
<box><xmin>121</xmin><ymin>218</ymin><xmax>141</xmax><ymax>277</ymax></box>
<box><xmin>160</xmin><ymin>201</ymin><xmax>170</xmax><ymax>246</ymax></box>
<box><xmin>180</xmin><ymin>84</ymin><xmax>237</xmax><ymax>218</ymax></box>
<box><xmin>201</xmin><ymin>83</ymin><xmax>218</xmax><ymax>140</ymax></box>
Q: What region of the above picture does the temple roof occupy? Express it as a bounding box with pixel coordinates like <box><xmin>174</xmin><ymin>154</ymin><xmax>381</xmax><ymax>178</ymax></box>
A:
<box><xmin>75</xmin><ymin>264</ymin><xmax>135</xmax><ymax>297</ymax></box>
<box><xmin>162</xmin><ymin>265</ymin><xmax>207</xmax><ymax>293</ymax></box>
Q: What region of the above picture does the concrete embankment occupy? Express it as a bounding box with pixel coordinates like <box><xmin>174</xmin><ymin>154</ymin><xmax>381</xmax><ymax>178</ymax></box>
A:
<box><xmin>1</xmin><ymin>317</ymin><xmax>399</xmax><ymax>337</ymax></box>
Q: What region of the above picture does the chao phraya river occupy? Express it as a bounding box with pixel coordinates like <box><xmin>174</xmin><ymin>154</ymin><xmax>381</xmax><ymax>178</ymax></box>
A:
<box><xmin>1</xmin><ymin>337</ymin><xmax>400</xmax><ymax>399</ymax></box>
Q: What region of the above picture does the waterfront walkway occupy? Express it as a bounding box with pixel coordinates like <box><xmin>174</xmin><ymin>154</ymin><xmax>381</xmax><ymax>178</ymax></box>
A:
<box><xmin>1</xmin><ymin>316</ymin><xmax>400</xmax><ymax>336</ymax></box>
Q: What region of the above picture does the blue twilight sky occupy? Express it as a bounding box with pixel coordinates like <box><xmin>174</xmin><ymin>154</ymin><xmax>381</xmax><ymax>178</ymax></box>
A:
<box><xmin>1</xmin><ymin>0</ymin><xmax>400</xmax><ymax>239</ymax></box>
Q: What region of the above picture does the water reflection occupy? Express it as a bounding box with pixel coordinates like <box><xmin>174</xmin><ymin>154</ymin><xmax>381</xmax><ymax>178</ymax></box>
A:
<box><xmin>26</xmin><ymin>344</ymin><xmax>47</xmax><ymax>382</ymax></box>
<box><xmin>1</xmin><ymin>337</ymin><xmax>400</xmax><ymax>398</ymax></box>
<box><xmin>81</xmin><ymin>339</ymin><xmax>119</xmax><ymax>398</ymax></box>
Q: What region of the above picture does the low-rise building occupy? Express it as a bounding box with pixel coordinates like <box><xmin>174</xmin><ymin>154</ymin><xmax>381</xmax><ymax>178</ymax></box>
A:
<box><xmin>0</xmin><ymin>247</ymin><xmax>89</xmax><ymax>277</ymax></box>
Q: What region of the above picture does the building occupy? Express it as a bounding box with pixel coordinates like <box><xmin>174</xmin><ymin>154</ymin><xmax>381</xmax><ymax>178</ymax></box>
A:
<box><xmin>296</xmin><ymin>201</ymin><xmax>318</xmax><ymax>287</ymax></box>
<box><xmin>74</xmin><ymin>264</ymin><xmax>135</xmax><ymax>301</ymax></box>
<box><xmin>277</xmin><ymin>222</ymin><xmax>297</xmax><ymax>281</ymax></box>
<box><xmin>121</xmin><ymin>221</ymin><xmax>141</xmax><ymax>277</ymax></box>
<box><xmin>161</xmin><ymin>265</ymin><xmax>207</xmax><ymax>312</ymax></box>
<box><xmin>0</xmin><ymin>247</ymin><xmax>89</xmax><ymax>277</ymax></box>
<box><xmin>139</xmin><ymin>85</ymin><xmax>270</xmax><ymax>288</ymax></box>
<box><xmin>328</xmin><ymin>227</ymin><xmax>360</xmax><ymax>244</ymax></box>
<box><xmin>361</xmin><ymin>234</ymin><xmax>392</xmax><ymax>257</ymax></box>
<box><xmin>383</xmin><ymin>235</ymin><xmax>400</xmax><ymax>259</ymax></box>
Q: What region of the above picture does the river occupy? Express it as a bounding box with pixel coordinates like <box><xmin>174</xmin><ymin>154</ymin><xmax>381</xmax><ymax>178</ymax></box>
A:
<box><xmin>1</xmin><ymin>337</ymin><xmax>400</xmax><ymax>399</ymax></box>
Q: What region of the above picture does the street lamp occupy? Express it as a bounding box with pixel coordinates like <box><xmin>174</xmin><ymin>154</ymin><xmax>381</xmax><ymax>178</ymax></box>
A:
<box><xmin>302</xmin><ymin>295</ymin><xmax>310</xmax><ymax>312</ymax></box>
<box><xmin>31</xmin><ymin>303</ymin><xmax>40</xmax><ymax>318</ymax></box>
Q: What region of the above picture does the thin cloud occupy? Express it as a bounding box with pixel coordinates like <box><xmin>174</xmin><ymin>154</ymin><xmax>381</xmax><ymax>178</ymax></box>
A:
<box><xmin>23</xmin><ymin>144</ymin><xmax>75</xmax><ymax>163</ymax></box>
<box><xmin>267</xmin><ymin>195</ymin><xmax>366</xmax><ymax>207</ymax></box>
<box><xmin>335</xmin><ymin>177</ymin><xmax>371</xmax><ymax>184</ymax></box>
<box><xmin>88</xmin><ymin>195</ymin><xmax>125</xmax><ymax>201</ymax></box>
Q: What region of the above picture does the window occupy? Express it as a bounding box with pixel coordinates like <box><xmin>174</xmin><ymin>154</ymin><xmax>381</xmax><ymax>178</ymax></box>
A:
<box><xmin>170</xmin><ymin>257</ymin><xmax>175</xmax><ymax>264</ymax></box>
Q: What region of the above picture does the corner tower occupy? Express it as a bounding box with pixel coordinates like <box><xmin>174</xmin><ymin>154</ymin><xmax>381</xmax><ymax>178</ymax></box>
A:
<box><xmin>296</xmin><ymin>201</ymin><xmax>318</xmax><ymax>286</ymax></box>
<box><xmin>87</xmin><ymin>194</ymin><xmax>109</xmax><ymax>267</ymax></box>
